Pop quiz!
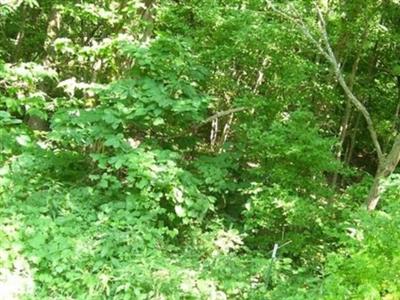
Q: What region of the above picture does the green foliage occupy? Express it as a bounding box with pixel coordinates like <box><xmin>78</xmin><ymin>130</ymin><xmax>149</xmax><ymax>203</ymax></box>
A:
<box><xmin>246</xmin><ymin>110</ymin><xmax>341</xmax><ymax>194</ymax></box>
<box><xmin>0</xmin><ymin>0</ymin><xmax>399</xmax><ymax>299</ymax></box>
<box><xmin>319</xmin><ymin>199</ymin><xmax>400</xmax><ymax>299</ymax></box>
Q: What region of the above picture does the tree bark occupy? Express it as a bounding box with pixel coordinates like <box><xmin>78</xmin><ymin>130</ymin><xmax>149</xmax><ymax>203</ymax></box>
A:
<box><xmin>332</xmin><ymin>54</ymin><xmax>361</xmax><ymax>187</ymax></box>
<box><xmin>138</xmin><ymin>0</ymin><xmax>156</xmax><ymax>44</ymax></box>
<box><xmin>43</xmin><ymin>7</ymin><xmax>62</xmax><ymax>65</ymax></box>
<box><xmin>344</xmin><ymin>112</ymin><xmax>361</xmax><ymax>166</ymax></box>
<box><xmin>395</xmin><ymin>76</ymin><xmax>400</xmax><ymax>128</ymax></box>
<box><xmin>367</xmin><ymin>135</ymin><xmax>400</xmax><ymax>210</ymax></box>
<box><xmin>13</xmin><ymin>4</ymin><xmax>27</xmax><ymax>62</ymax></box>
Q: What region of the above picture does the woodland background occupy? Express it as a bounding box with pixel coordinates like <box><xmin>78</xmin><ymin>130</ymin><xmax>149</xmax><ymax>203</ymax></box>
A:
<box><xmin>0</xmin><ymin>0</ymin><xmax>400</xmax><ymax>299</ymax></box>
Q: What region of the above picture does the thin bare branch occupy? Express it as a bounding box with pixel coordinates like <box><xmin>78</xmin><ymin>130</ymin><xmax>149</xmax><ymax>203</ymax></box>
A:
<box><xmin>315</xmin><ymin>6</ymin><xmax>383</xmax><ymax>160</ymax></box>
<box><xmin>195</xmin><ymin>107</ymin><xmax>247</xmax><ymax>129</ymax></box>
<box><xmin>269</xmin><ymin>3</ymin><xmax>331</xmax><ymax>61</ymax></box>
<box><xmin>272</xmin><ymin>3</ymin><xmax>383</xmax><ymax>161</ymax></box>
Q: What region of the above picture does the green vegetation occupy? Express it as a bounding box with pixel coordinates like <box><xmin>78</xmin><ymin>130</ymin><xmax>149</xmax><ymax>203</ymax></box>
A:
<box><xmin>1</xmin><ymin>0</ymin><xmax>400</xmax><ymax>299</ymax></box>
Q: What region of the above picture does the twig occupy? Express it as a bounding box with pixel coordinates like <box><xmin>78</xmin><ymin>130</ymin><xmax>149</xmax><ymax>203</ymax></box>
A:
<box><xmin>194</xmin><ymin>107</ymin><xmax>248</xmax><ymax>129</ymax></box>
<box><xmin>265</xmin><ymin>243</ymin><xmax>279</xmax><ymax>288</ymax></box>
<box><xmin>267</xmin><ymin>240</ymin><xmax>292</xmax><ymax>254</ymax></box>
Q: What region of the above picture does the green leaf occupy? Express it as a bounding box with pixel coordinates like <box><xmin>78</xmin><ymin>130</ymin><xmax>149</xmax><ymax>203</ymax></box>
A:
<box><xmin>16</xmin><ymin>135</ymin><xmax>31</xmax><ymax>146</ymax></box>
<box><xmin>153</xmin><ymin>117</ymin><xmax>165</xmax><ymax>126</ymax></box>
<box><xmin>174</xmin><ymin>205</ymin><xmax>186</xmax><ymax>217</ymax></box>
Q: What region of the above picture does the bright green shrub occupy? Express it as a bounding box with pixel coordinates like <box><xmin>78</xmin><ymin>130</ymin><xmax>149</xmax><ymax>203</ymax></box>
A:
<box><xmin>318</xmin><ymin>182</ymin><xmax>400</xmax><ymax>299</ymax></box>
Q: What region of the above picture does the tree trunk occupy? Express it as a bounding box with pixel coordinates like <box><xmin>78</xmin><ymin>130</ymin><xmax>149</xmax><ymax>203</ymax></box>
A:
<box><xmin>43</xmin><ymin>7</ymin><xmax>62</xmax><ymax>65</ymax></box>
<box><xmin>14</xmin><ymin>4</ymin><xmax>27</xmax><ymax>62</ymax></box>
<box><xmin>139</xmin><ymin>0</ymin><xmax>156</xmax><ymax>44</ymax></box>
<box><xmin>366</xmin><ymin>168</ymin><xmax>385</xmax><ymax>211</ymax></box>
<box><xmin>273</xmin><ymin>4</ymin><xmax>399</xmax><ymax>211</ymax></box>
<box><xmin>367</xmin><ymin>134</ymin><xmax>400</xmax><ymax>210</ymax></box>
<box><xmin>331</xmin><ymin>99</ymin><xmax>351</xmax><ymax>187</ymax></box>
<box><xmin>395</xmin><ymin>76</ymin><xmax>400</xmax><ymax>128</ymax></box>
<box><xmin>331</xmin><ymin>42</ymin><xmax>366</xmax><ymax>187</ymax></box>
<box><xmin>344</xmin><ymin>112</ymin><xmax>361</xmax><ymax>166</ymax></box>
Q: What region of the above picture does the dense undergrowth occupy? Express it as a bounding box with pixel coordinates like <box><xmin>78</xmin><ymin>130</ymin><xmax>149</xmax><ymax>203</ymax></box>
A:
<box><xmin>1</xmin><ymin>148</ymin><xmax>400</xmax><ymax>299</ymax></box>
<box><xmin>1</xmin><ymin>0</ymin><xmax>400</xmax><ymax>299</ymax></box>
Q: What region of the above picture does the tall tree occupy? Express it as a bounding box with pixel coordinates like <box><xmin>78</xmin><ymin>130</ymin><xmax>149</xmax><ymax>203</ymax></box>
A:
<box><xmin>271</xmin><ymin>2</ymin><xmax>400</xmax><ymax>210</ymax></box>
